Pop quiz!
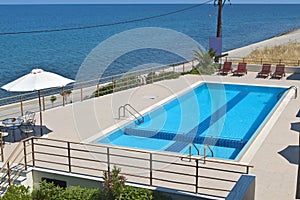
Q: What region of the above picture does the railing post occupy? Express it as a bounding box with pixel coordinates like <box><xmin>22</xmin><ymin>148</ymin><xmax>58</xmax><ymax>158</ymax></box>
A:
<box><xmin>183</xmin><ymin>63</ymin><xmax>185</xmax><ymax>73</ymax></box>
<box><xmin>107</xmin><ymin>147</ymin><xmax>110</xmax><ymax>172</ymax></box>
<box><xmin>31</xmin><ymin>138</ymin><xmax>35</xmax><ymax>167</ymax></box>
<box><xmin>298</xmin><ymin>60</ymin><xmax>300</xmax><ymax>66</ymax></box>
<box><xmin>80</xmin><ymin>84</ymin><xmax>83</xmax><ymax>102</ymax></box>
<box><xmin>23</xmin><ymin>141</ymin><xmax>27</xmax><ymax>170</ymax></box>
<box><xmin>279</xmin><ymin>59</ymin><xmax>282</xmax><ymax>64</ymax></box>
<box><xmin>260</xmin><ymin>58</ymin><xmax>263</xmax><ymax>65</ymax></box>
<box><xmin>242</xmin><ymin>58</ymin><xmax>245</xmax><ymax>63</ymax></box>
<box><xmin>97</xmin><ymin>83</ymin><xmax>100</xmax><ymax>97</ymax></box>
<box><xmin>151</xmin><ymin>70</ymin><xmax>154</xmax><ymax>83</ymax></box>
<box><xmin>20</xmin><ymin>95</ymin><xmax>24</xmax><ymax>116</ymax></box>
<box><xmin>7</xmin><ymin>162</ymin><xmax>11</xmax><ymax>186</ymax></box>
<box><xmin>246</xmin><ymin>166</ymin><xmax>249</xmax><ymax>174</ymax></box>
<box><xmin>150</xmin><ymin>153</ymin><xmax>153</xmax><ymax>186</ymax></box>
<box><xmin>112</xmin><ymin>76</ymin><xmax>115</xmax><ymax>92</ymax></box>
<box><xmin>195</xmin><ymin>159</ymin><xmax>199</xmax><ymax>194</ymax></box>
<box><xmin>1</xmin><ymin>139</ymin><xmax>4</xmax><ymax>162</ymax></box>
<box><xmin>67</xmin><ymin>142</ymin><xmax>71</xmax><ymax>172</ymax></box>
<box><xmin>203</xmin><ymin>146</ymin><xmax>206</xmax><ymax>164</ymax></box>
<box><xmin>62</xmin><ymin>87</ymin><xmax>65</xmax><ymax>106</ymax></box>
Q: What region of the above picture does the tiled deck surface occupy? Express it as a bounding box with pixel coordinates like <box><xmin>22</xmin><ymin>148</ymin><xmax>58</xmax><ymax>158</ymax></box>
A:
<box><xmin>2</xmin><ymin>72</ymin><xmax>300</xmax><ymax>199</ymax></box>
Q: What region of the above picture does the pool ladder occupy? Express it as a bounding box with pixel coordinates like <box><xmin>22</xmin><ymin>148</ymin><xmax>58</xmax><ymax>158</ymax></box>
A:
<box><xmin>277</xmin><ymin>85</ymin><xmax>297</xmax><ymax>100</ymax></box>
<box><xmin>182</xmin><ymin>143</ymin><xmax>214</xmax><ymax>163</ymax></box>
<box><xmin>118</xmin><ymin>104</ymin><xmax>144</xmax><ymax>125</ymax></box>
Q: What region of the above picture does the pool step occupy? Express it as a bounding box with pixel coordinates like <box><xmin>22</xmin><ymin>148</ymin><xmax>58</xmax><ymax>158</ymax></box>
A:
<box><xmin>124</xmin><ymin>128</ymin><xmax>246</xmax><ymax>149</ymax></box>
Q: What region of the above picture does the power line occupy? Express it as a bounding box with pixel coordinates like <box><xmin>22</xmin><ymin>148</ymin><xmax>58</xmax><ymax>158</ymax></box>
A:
<box><xmin>0</xmin><ymin>1</ymin><xmax>213</xmax><ymax>36</ymax></box>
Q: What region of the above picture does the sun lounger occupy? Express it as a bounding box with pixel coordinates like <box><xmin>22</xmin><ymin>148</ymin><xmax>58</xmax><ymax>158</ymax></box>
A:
<box><xmin>219</xmin><ymin>62</ymin><xmax>232</xmax><ymax>75</ymax></box>
<box><xmin>257</xmin><ymin>64</ymin><xmax>272</xmax><ymax>78</ymax></box>
<box><xmin>233</xmin><ymin>62</ymin><xmax>247</xmax><ymax>76</ymax></box>
<box><xmin>272</xmin><ymin>64</ymin><xmax>285</xmax><ymax>79</ymax></box>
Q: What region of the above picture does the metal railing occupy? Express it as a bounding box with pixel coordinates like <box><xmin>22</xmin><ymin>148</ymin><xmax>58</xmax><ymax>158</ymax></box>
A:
<box><xmin>0</xmin><ymin>139</ymin><xmax>29</xmax><ymax>193</ymax></box>
<box><xmin>1</xmin><ymin>55</ymin><xmax>298</xmax><ymax>121</ymax></box>
<box><xmin>0</xmin><ymin>136</ymin><xmax>253</xmax><ymax>198</ymax></box>
<box><xmin>0</xmin><ymin>60</ymin><xmax>196</xmax><ymax>120</ymax></box>
<box><xmin>222</xmin><ymin>56</ymin><xmax>300</xmax><ymax>66</ymax></box>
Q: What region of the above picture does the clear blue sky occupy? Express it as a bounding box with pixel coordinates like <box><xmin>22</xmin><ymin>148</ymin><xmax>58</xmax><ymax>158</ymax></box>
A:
<box><xmin>0</xmin><ymin>0</ymin><xmax>299</xmax><ymax>4</ymax></box>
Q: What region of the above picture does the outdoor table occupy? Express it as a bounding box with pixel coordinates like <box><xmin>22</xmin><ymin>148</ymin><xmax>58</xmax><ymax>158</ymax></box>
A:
<box><xmin>2</xmin><ymin>118</ymin><xmax>24</xmax><ymax>142</ymax></box>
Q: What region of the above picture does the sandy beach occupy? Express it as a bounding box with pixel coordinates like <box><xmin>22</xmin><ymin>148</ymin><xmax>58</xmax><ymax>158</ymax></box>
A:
<box><xmin>226</xmin><ymin>28</ymin><xmax>300</xmax><ymax>58</ymax></box>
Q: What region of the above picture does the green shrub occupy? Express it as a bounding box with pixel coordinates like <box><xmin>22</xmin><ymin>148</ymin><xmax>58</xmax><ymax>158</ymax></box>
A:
<box><xmin>2</xmin><ymin>167</ymin><xmax>172</xmax><ymax>200</ymax></box>
<box><xmin>31</xmin><ymin>180</ymin><xmax>102</xmax><ymax>200</ymax></box>
<box><xmin>31</xmin><ymin>180</ymin><xmax>65</xmax><ymax>200</ymax></box>
<box><xmin>92</xmin><ymin>83</ymin><xmax>114</xmax><ymax>97</ymax></box>
<box><xmin>102</xmin><ymin>166</ymin><xmax>126</xmax><ymax>200</ymax></box>
<box><xmin>2</xmin><ymin>185</ymin><xmax>31</xmax><ymax>200</ymax></box>
<box><xmin>119</xmin><ymin>186</ymin><xmax>152</xmax><ymax>200</ymax></box>
<box><xmin>63</xmin><ymin>186</ymin><xmax>102</xmax><ymax>200</ymax></box>
<box><xmin>146</xmin><ymin>71</ymin><xmax>179</xmax><ymax>84</ymax></box>
<box><xmin>114</xmin><ymin>75</ymin><xmax>141</xmax><ymax>92</ymax></box>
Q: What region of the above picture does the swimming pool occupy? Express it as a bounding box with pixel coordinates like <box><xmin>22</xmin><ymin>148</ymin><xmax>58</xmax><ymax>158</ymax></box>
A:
<box><xmin>96</xmin><ymin>83</ymin><xmax>287</xmax><ymax>160</ymax></box>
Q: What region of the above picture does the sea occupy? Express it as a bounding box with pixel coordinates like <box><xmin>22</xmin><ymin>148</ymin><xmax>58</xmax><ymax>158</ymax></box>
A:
<box><xmin>0</xmin><ymin>4</ymin><xmax>300</xmax><ymax>98</ymax></box>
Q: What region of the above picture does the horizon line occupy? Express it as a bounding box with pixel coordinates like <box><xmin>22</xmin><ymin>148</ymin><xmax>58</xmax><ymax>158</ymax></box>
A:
<box><xmin>0</xmin><ymin>3</ymin><xmax>300</xmax><ymax>5</ymax></box>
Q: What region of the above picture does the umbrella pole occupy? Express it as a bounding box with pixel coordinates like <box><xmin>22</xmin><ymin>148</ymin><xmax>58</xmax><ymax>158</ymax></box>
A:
<box><xmin>38</xmin><ymin>90</ymin><xmax>43</xmax><ymax>135</ymax></box>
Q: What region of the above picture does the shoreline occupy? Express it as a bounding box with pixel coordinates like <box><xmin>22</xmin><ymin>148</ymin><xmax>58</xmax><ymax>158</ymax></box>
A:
<box><xmin>226</xmin><ymin>27</ymin><xmax>300</xmax><ymax>58</ymax></box>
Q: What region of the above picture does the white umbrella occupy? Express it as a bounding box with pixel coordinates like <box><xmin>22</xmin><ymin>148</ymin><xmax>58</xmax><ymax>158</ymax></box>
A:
<box><xmin>1</xmin><ymin>68</ymin><xmax>75</xmax><ymax>134</ymax></box>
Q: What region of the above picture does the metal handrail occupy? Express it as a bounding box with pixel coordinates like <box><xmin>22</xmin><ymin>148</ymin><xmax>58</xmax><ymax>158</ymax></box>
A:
<box><xmin>277</xmin><ymin>85</ymin><xmax>298</xmax><ymax>100</ymax></box>
<box><xmin>0</xmin><ymin>59</ymin><xmax>195</xmax><ymax>120</ymax></box>
<box><xmin>189</xmin><ymin>143</ymin><xmax>200</xmax><ymax>156</ymax></box>
<box><xmin>0</xmin><ymin>137</ymin><xmax>31</xmax><ymax>194</ymax></box>
<box><xmin>203</xmin><ymin>144</ymin><xmax>214</xmax><ymax>164</ymax></box>
<box><xmin>118</xmin><ymin>104</ymin><xmax>144</xmax><ymax>124</ymax></box>
<box><xmin>223</xmin><ymin>56</ymin><xmax>300</xmax><ymax>66</ymax></box>
<box><xmin>0</xmin><ymin>136</ymin><xmax>253</xmax><ymax>197</ymax></box>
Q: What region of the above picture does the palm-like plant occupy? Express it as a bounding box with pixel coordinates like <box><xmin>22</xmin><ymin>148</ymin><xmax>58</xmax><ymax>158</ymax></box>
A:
<box><xmin>192</xmin><ymin>47</ymin><xmax>216</xmax><ymax>75</ymax></box>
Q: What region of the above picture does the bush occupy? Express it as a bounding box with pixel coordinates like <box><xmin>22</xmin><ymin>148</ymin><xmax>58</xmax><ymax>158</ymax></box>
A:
<box><xmin>102</xmin><ymin>166</ymin><xmax>126</xmax><ymax>199</ymax></box>
<box><xmin>114</xmin><ymin>75</ymin><xmax>141</xmax><ymax>92</ymax></box>
<box><xmin>92</xmin><ymin>83</ymin><xmax>114</xmax><ymax>97</ymax></box>
<box><xmin>3</xmin><ymin>168</ymin><xmax>172</xmax><ymax>200</ymax></box>
<box><xmin>63</xmin><ymin>186</ymin><xmax>101</xmax><ymax>200</ymax></box>
<box><xmin>31</xmin><ymin>180</ymin><xmax>101</xmax><ymax>200</ymax></box>
<box><xmin>146</xmin><ymin>71</ymin><xmax>180</xmax><ymax>84</ymax></box>
<box><xmin>119</xmin><ymin>186</ymin><xmax>152</xmax><ymax>200</ymax></box>
<box><xmin>31</xmin><ymin>181</ymin><xmax>65</xmax><ymax>200</ymax></box>
<box><xmin>2</xmin><ymin>185</ymin><xmax>31</xmax><ymax>200</ymax></box>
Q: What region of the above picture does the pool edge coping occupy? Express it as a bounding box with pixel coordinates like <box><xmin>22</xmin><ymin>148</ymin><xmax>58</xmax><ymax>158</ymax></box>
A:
<box><xmin>238</xmin><ymin>87</ymin><xmax>294</xmax><ymax>163</ymax></box>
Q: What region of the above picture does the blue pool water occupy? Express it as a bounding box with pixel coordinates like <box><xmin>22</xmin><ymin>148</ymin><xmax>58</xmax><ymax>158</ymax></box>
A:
<box><xmin>96</xmin><ymin>83</ymin><xmax>286</xmax><ymax>160</ymax></box>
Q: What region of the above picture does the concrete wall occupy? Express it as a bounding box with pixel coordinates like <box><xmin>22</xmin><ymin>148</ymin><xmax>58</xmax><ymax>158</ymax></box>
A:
<box><xmin>226</xmin><ymin>175</ymin><xmax>256</xmax><ymax>200</ymax></box>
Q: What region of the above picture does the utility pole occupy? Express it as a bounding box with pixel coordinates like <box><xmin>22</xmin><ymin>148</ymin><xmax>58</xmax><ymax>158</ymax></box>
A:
<box><xmin>214</xmin><ymin>0</ymin><xmax>231</xmax><ymax>38</ymax></box>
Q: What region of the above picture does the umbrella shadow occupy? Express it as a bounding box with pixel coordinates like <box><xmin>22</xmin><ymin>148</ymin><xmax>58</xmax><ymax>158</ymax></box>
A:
<box><xmin>278</xmin><ymin>145</ymin><xmax>299</xmax><ymax>165</ymax></box>
<box><xmin>291</xmin><ymin>122</ymin><xmax>300</xmax><ymax>133</ymax></box>
<box><xmin>3</xmin><ymin>125</ymin><xmax>52</xmax><ymax>143</ymax></box>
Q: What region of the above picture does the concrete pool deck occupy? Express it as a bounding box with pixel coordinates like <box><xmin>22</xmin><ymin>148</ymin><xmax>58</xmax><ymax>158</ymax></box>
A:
<box><xmin>2</xmin><ymin>71</ymin><xmax>300</xmax><ymax>199</ymax></box>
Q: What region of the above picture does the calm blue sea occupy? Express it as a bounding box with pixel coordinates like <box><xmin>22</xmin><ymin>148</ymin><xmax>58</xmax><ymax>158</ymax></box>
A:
<box><xmin>0</xmin><ymin>4</ymin><xmax>300</xmax><ymax>98</ymax></box>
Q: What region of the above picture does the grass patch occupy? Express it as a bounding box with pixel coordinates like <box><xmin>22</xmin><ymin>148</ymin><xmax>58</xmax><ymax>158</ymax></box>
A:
<box><xmin>245</xmin><ymin>41</ymin><xmax>300</xmax><ymax>65</ymax></box>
